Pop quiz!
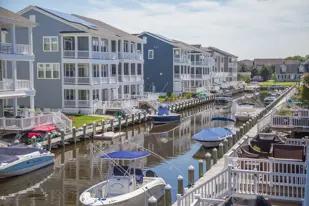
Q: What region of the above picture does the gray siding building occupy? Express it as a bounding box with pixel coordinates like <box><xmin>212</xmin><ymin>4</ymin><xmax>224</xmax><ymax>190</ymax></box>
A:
<box><xmin>19</xmin><ymin>6</ymin><xmax>144</xmax><ymax>114</ymax></box>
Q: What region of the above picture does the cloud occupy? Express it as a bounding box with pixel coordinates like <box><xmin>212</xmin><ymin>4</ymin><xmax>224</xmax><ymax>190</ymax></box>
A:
<box><xmin>4</xmin><ymin>0</ymin><xmax>308</xmax><ymax>59</ymax></box>
<box><xmin>94</xmin><ymin>0</ymin><xmax>309</xmax><ymax>59</ymax></box>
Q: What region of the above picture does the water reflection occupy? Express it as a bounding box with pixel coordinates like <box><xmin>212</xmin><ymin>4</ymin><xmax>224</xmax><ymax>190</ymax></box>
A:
<box><xmin>0</xmin><ymin>102</ymin><xmax>237</xmax><ymax>205</ymax></box>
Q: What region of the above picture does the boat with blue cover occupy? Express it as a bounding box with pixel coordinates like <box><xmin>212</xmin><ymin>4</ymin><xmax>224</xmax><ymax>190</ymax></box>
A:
<box><xmin>193</xmin><ymin>115</ymin><xmax>236</xmax><ymax>148</ymax></box>
<box><xmin>79</xmin><ymin>150</ymin><xmax>166</xmax><ymax>206</ymax></box>
<box><xmin>192</xmin><ymin>127</ymin><xmax>234</xmax><ymax>148</ymax></box>
<box><xmin>0</xmin><ymin>146</ymin><xmax>54</xmax><ymax>178</ymax></box>
<box><xmin>148</xmin><ymin>104</ymin><xmax>180</xmax><ymax>124</ymax></box>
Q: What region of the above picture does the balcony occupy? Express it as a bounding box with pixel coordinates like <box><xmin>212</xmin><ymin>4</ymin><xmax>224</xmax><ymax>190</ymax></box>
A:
<box><xmin>118</xmin><ymin>75</ymin><xmax>143</xmax><ymax>82</ymax></box>
<box><xmin>0</xmin><ymin>43</ymin><xmax>32</xmax><ymax>56</ymax></box>
<box><xmin>64</xmin><ymin>76</ymin><xmax>118</xmax><ymax>85</ymax></box>
<box><xmin>63</xmin><ymin>50</ymin><xmax>118</xmax><ymax>60</ymax></box>
<box><xmin>174</xmin><ymin>57</ymin><xmax>191</xmax><ymax>64</ymax></box>
<box><xmin>64</xmin><ymin>100</ymin><xmax>91</xmax><ymax>108</ymax></box>
<box><xmin>119</xmin><ymin>52</ymin><xmax>143</xmax><ymax>61</ymax></box>
<box><xmin>0</xmin><ymin>79</ymin><xmax>31</xmax><ymax>92</ymax></box>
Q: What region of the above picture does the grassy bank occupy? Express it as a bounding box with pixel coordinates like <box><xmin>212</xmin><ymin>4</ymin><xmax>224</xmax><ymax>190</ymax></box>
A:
<box><xmin>259</xmin><ymin>80</ymin><xmax>296</xmax><ymax>87</ymax></box>
<box><xmin>68</xmin><ymin>115</ymin><xmax>110</xmax><ymax>128</ymax></box>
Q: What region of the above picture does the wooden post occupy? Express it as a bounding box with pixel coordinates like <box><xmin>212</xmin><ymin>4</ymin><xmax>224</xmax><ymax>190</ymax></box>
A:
<box><xmin>232</xmin><ymin>134</ymin><xmax>237</xmax><ymax>145</ymax></box>
<box><xmin>218</xmin><ymin>143</ymin><xmax>224</xmax><ymax>158</ymax></box>
<box><xmin>61</xmin><ymin>130</ymin><xmax>65</xmax><ymax>146</ymax></box>
<box><xmin>212</xmin><ymin>148</ymin><xmax>218</xmax><ymax>164</ymax></box>
<box><xmin>131</xmin><ymin>114</ymin><xmax>135</xmax><ymax>125</ymax></box>
<box><xmin>72</xmin><ymin>127</ymin><xmax>76</xmax><ymax>144</ymax></box>
<box><xmin>83</xmin><ymin>124</ymin><xmax>87</xmax><ymax>139</ymax></box>
<box><xmin>125</xmin><ymin>115</ymin><xmax>128</xmax><ymax>127</ymax></box>
<box><xmin>148</xmin><ymin>196</ymin><xmax>157</xmax><ymax>206</ymax></box>
<box><xmin>101</xmin><ymin>120</ymin><xmax>105</xmax><ymax>132</ymax></box>
<box><xmin>198</xmin><ymin>160</ymin><xmax>203</xmax><ymax>178</ymax></box>
<box><xmin>223</xmin><ymin>138</ymin><xmax>228</xmax><ymax>153</ymax></box>
<box><xmin>48</xmin><ymin>133</ymin><xmax>52</xmax><ymax>151</ymax></box>
<box><xmin>138</xmin><ymin>113</ymin><xmax>141</xmax><ymax>123</ymax></box>
<box><xmin>92</xmin><ymin>122</ymin><xmax>96</xmax><ymax>138</ymax></box>
<box><xmin>188</xmin><ymin>165</ymin><xmax>194</xmax><ymax>187</ymax></box>
<box><xmin>110</xmin><ymin>119</ymin><xmax>114</xmax><ymax>132</ymax></box>
<box><xmin>164</xmin><ymin>184</ymin><xmax>172</xmax><ymax>206</ymax></box>
<box><xmin>118</xmin><ymin>117</ymin><xmax>121</xmax><ymax>131</ymax></box>
<box><xmin>205</xmin><ymin>152</ymin><xmax>211</xmax><ymax>172</ymax></box>
<box><xmin>177</xmin><ymin>175</ymin><xmax>184</xmax><ymax>195</ymax></box>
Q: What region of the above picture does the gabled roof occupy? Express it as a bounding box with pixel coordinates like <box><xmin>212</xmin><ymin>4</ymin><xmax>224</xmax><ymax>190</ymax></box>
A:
<box><xmin>18</xmin><ymin>6</ymin><xmax>142</xmax><ymax>42</ymax></box>
<box><xmin>0</xmin><ymin>7</ymin><xmax>36</xmax><ymax>27</ymax></box>
<box><xmin>75</xmin><ymin>15</ymin><xmax>142</xmax><ymax>42</ymax></box>
<box><xmin>207</xmin><ymin>46</ymin><xmax>238</xmax><ymax>58</ymax></box>
<box><xmin>139</xmin><ymin>31</ymin><xmax>204</xmax><ymax>52</ymax></box>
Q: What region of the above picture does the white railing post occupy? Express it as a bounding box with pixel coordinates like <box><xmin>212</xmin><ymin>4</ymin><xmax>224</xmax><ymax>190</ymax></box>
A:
<box><xmin>304</xmin><ymin>160</ymin><xmax>309</xmax><ymax>206</ymax></box>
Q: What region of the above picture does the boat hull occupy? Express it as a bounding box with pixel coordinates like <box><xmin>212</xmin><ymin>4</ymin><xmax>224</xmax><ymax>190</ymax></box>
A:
<box><xmin>0</xmin><ymin>155</ymin><xmax>54</xmax><ymax>178</ymax></box>
<box><xmin>149</xmin><ymin>115</ymin><xmax>181</xmax><ymax>125</ymax></box>
<box><xmin>80</xmin><ymin>177</ymin><xmax>166</xmax><ymax>206</ymax></box>
<box><xmin>196</xmin><ymin>140</ymin><xmax>223</xmax><ymax>148</ymax></box>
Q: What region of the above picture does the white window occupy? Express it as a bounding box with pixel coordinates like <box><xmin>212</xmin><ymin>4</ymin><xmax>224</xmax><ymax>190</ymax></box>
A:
<box><xmin>43</xmin><ymin>36</ymin><xmax>58</xmax><ymax>52</ymax></box>
<box><xmin>64</xmin><ymin>89</ymin><xmax>75</xmax><ymax>100</ymax></box>
<box><xmin>148</xmin><ymin>49</ymin><xmax>154</xmax><ymax>59</ymax></box>
<box><xmin>64</xmin><ymin>63</ymin><xmax>75</xmax><ymax>77</ymax></box>
<box><xmin>37</xmin><ymin>63</ymin><xmax>60</xmax><ymax>79</ymax></box>
<box><xmin>29</xmin><ymin>15</ymin><xmax>36</xmax><ymax>23</ymax></box>
<box><xmin>93</xmin><ymin>89</ymin><xmax>100</xmax><ymax>100</ymax></box>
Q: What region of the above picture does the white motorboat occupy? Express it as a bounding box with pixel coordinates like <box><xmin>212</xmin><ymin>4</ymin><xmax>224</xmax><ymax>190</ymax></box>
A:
<box><xmin>0</xmin><ymin>146</ymin><xmax>54</xmax><ymax>178</ymax></box>
<box><xmin>235</xmin><ymin>103</ymin><xmax>259</xmax><ymax>122</ymax></box>
<box><xmin>80</xmin><ymin>150</ymin><xmax>166</xmax><ymax>206</ymax></box>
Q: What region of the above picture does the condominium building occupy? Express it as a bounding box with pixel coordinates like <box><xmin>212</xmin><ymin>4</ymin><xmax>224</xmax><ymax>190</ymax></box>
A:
<box><xmin>0</xmin><ymin>7</ymin><xmax>36</xmax><ymax>129</ymax></box>
<box><xmin>206</xmin><ymin>47</ymin><xmax>238</xmax><ymax>88</ymax></box>
<box><xmin>0</xmin><ymin>7</ymin><xmax>72</xmax><ymax>132</ymax></box>
<box><xmin>19</xmin><ymin>6</ymin><xmax>144</xmax><ymax>114</ymax></box>
<box><xmin>138</xmin><ymin>32</ymin><xmax>214</xmax><ymax>94</ymax></box>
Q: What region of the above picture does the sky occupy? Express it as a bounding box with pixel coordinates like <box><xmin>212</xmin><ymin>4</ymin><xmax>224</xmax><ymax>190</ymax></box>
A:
<box><xmin>2</xmin><ymin>0</ymin><xmax>309</xmax><ymax>60</ymax></box>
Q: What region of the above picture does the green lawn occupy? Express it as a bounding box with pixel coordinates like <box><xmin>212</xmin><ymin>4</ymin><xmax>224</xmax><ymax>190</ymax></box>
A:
<box><xmin>68</xmin><ymin>115</ymin><xmax>110</xmax><ymax>128</ymax></box>
<box><xmin>259</xmin><ymin>80</ymin><xmax>296</xmax><ymax>87</ymax></box>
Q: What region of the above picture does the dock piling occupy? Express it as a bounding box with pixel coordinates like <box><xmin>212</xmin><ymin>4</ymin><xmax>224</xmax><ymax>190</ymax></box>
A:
<box><xmin>177</xmin><ymin>175</ymin><xmax>184</xmax><ymax>195</ymax></box>
<box><xmin>92</xmin><ymin>122</ymin><xmax>96</xmax><ymax>138</ymax></box>
<box><xmin>148</xmin><ymin>196</ymin><xmax>157</xmax><ymax>206</ymax></box>
<box><xmin>101</xmin><ymin>120</ymin><xmax>105</xmax><ymax>132</ymax></box>
<box><xmin>223</xmin><ymin>139</ymin><xmax>228</xmax><ymax>153</ymax></box>
<box><xmin>164</xmin><ymin>184</ymin><xmax>172</xmax><ymax>206</ymax></box>
<box><xmin>111</xmin><ymin>119</ymin><xmax>114</xmax><ymax>131</ymax></box>
<box><xmin>212</xmin><ymin>148</ymin><xmax>218</xmax><ymax>164</ymax></box>
<box><xmin>48</xmin><ymin>133</ymin><xmax>52</xmax><ymax>151</ymax></box>
<box><xmin>218</xmin><ymin>143</ymin><xmax>224</xmax><ymax>158</ymax></box>
<box><xmin>205</xmin><ymin>152</ymin><xmax>212</xmax><ymax>172</ymax></box>
<box><xmin>118</xmin><ymin>117</ymin><xmax>121</xmax><ymax>131</ymax></box>
<box><xmin>83</xmin><ymin>124</ymin><xmax>87</xmax><ymax>139</ymax></box>
<box><xmin>188</xmin><ymin>165</ymin><xmax>194</xmax><ymax>187</ymax></box>
<box><xmin>198</xmin><ymin>160</ymin><xmax>203</xmax><ymax>178</ymax></box>
<box><xmin>72</xmin><ymin>127</ymin><xmax>76</xmax><ymax>144</ymax></box>
<box><xmin>60</xmin><ymin>130</ymin><xmax>65</xmax><ymax>146</ymax></box>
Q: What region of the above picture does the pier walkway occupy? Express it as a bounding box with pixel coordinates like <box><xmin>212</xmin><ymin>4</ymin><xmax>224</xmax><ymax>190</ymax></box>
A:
<box><xmin>173</xmin><ymin>86</ymin><xmax>299</xmax><ymax>206</ymax></box>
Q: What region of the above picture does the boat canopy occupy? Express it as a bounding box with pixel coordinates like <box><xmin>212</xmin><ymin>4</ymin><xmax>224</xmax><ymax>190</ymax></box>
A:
<box><xmin>100</xmin><ymin>151</ymin><xmax>150</xmax><ymax>160</ymax></box>
<box><xmin>211</xmin><ymin>116</ymin><xmax>236</xmax><ymax>122</ymax></box>
<box><xmin>32</xmin><ymin>124</ymin><xmax>57</xmax><ymax>132</ymax></box>
<box><xmin>193</xmin><ymin>128</ymin><xmax>233</xmax><ymax>142</ymax></box>
<box><xmin>157</xmin><ymin>104</ymin><xmax>169</xmax><ymax>116</ymax></box>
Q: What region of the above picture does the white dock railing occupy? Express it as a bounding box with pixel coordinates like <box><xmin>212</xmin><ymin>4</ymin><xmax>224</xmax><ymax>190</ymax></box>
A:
<box><xmin>272</xmin><ymin>115</ymin><xmax>309</xmax><ymax>129</ymax></box>
<box><xmin>176</xmin><ymin>167</ymin><xmax>231</xmax><ymax>206</ymax></box>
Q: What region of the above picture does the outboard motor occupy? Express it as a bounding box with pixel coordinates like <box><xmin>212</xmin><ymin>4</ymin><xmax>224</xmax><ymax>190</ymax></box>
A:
<box><xmin>145</xmin><ymin>170</ymin><xmax>157</xmax><ymax>177</ymax></box>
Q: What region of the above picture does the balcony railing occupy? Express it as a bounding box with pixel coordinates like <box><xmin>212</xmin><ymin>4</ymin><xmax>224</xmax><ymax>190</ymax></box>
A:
<box><xmin>119</xmin><ymin>52</ymin><xmax>143</xmax><ymax>61</ymax></box>
<box><xmin>174</xmin><ymin>57</ymin><xmax>191</xmax><ymax>64</ymax></box>
<box><xmin>0</xmin><ymin>43</ymin><xmax>32</xmax><ymax>56</ymax></box>
<box><xmin>118</xmin><ymin>75</ymin><xmax>143</xmax><ymax>82</ymax></box>
<box><xmin>64</xmin><ymin>76</ymin><xmax>118</xmax><ymax>85</ymax></box>
<box><xmin>0</xmin><ymin>79</ymin><xmax>31</xmax><ymax>92</ymax></box>
<box><xmin>63</xmin><ymin>50</ymin><xmax>142</xmax><ymax>61</ymax></box>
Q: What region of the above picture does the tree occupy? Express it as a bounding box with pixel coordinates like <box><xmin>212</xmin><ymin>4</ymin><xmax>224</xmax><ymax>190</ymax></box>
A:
<box><xmin>302</xmin><ymin>74</ymin><xmax>309</xmax><ymax>101</ymax></box>
<box><xmin>251</xmin><ymin>68</ymin><xmax>258</xmax><ymax>78</ymax></box>
<box><xmin>260</xmin><ymin>66</ymin><xmax>271</xmax><ymax>81</ymax></box>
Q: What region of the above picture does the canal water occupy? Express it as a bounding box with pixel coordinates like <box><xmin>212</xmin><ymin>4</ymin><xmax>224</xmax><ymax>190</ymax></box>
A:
<box><xmin>0</xmin><ymin>94</ymin><xmax>263</xmax><ymax>206</ymax></box>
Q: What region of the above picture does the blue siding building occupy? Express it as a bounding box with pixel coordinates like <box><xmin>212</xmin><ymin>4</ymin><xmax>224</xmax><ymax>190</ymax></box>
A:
<box><xmin>139</xmin><ymin>32</ymin><xmax>215</xmax><ymax>94</ymax></box>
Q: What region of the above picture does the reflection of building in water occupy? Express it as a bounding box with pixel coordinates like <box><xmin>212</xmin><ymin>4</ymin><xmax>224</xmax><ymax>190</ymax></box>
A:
<box><xmin>145</xmin><ymin>118</ymin><xmax>192</xmax><ymax>166</ymax></box>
